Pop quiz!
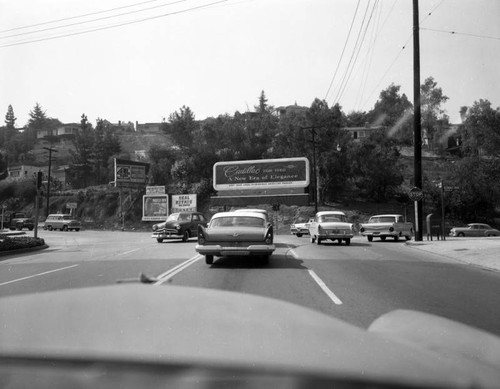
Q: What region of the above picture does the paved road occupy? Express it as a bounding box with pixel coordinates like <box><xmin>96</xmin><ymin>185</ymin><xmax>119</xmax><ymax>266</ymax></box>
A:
<box><xmin>1</xmin><ymin>231</ymin><xmax>499</xmax><ymax>336</ymax></box>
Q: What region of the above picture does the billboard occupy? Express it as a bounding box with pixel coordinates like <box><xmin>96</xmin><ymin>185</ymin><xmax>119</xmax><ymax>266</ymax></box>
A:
<box><xmin>143</xmin><ymin>195</ymin><xmax>169</xmax><ymax>221</ymax></box>
<box><xmin>213</xmin><ymin>157</ymin><xmax>309</xmax><ymax>191</ymax></box>
<box><xmin>171</xmin><ymin>194</ymin><xmax>197</xmax><ymax>213</ymax></box>
<box><xmin>114</xmin><ymin>158</ymin><xmax>149</xmax><ymax>187</ymax></box>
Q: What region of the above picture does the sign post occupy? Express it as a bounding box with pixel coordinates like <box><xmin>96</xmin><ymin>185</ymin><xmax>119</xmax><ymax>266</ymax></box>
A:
<box><xmin>408</xmin><ymin>187</ymin><xmax>424</xmax><ymax>239</ymax></box>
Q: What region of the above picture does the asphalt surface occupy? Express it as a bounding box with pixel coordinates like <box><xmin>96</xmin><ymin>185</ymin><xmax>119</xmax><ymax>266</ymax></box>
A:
<box><xmin>2</xmin><ymin>229</ymin><xmax>500</xmax><ymax>273</ymax></box>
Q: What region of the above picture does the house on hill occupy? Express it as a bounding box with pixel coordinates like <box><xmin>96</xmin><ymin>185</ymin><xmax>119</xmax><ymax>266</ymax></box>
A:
<box><xmin>6</xmin><ymin>165</ymin><xmax>45</xmax><ymax>182</ymax></box>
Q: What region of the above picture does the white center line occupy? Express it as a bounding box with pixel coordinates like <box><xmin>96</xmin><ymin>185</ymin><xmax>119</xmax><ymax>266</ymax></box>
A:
<box><xmin>154</xmin><ymin>255</ymin><xmax>201</xmax><ymax>285</ymax></box>
<box><xmin>308</xmin><ymin>270</ymin><xmax>343</xmax><ymax>305</ymax></box>
<box><xmin>0</xmin><ymin>264</ymin><xmax>80</xmax><ymax>287</ymax></box>
<box><xmin>117</xmin><ymin>248</ymin><xmax>141</xmax><ymax>256</ymax></box>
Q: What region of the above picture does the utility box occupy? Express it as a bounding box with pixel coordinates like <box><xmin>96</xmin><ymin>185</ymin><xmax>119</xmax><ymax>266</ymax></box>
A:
<box><xmin>426</xmin><ymin>213</ymin><xmax>444</xmax><ymax>240</ymax></box>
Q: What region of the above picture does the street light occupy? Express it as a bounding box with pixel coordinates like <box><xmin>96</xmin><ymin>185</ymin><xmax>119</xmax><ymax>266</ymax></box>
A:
<box><xmin>43</xmin><ymin>147</ymin><xmax>58</xmax><ymax>218</ymax></box>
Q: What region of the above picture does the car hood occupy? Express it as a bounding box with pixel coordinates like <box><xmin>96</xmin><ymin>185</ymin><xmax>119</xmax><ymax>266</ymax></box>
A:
<box><xmin>1</xmin><ymin>285</ymin><xmax>499</xmax><ymax>388</ymax></box>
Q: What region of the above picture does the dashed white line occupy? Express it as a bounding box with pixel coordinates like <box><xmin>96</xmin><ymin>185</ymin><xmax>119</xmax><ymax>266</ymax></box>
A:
<box><xmin>117</xmin><ymin>248</ymin><xmax>141</xmax><ymax>256</ymax></box>
<box><xmin>0</xmin><ymin>264</ymin><xmax>80</xmax><ymax>287</ymax></box>
<box><xmin>308</xmin><ymin>269</ymin><xmax>343</xmax><ymax>305</ymax></box>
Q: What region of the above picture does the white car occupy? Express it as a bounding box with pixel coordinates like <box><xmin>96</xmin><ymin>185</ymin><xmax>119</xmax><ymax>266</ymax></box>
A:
<box><xmin>308</xmin><ymin>211</ymin><xmax>354</xmax><ymax>245</ymax></box>
<box><xmin>290</xmin><ymin>218</ymin><xmax>313</xmax><ymax>237</ymax></box>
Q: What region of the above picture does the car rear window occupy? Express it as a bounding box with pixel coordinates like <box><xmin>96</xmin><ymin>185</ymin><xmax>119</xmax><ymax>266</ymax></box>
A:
<box><xmin>211</xmin><ymin>216</ymin><xmax>265</xmax><ymax>228</ymax></box>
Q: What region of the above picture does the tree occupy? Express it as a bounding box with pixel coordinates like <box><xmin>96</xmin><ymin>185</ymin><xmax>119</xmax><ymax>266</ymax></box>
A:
<box><xmin>1</xmin><ymin>105</ymin><xmax>18</xmax><ymax>147</ymax></box>
<box><xmin>349</xmin><ymin>130</ymin><xmax>405</xmax><ymax>201</ymax></box>
<box><xmin>92</xmin><ymin>119</ymin><xmax>121</xmax><ymax>184</ymax></box>
<box><xmin>69</xmin><ymin>114</ymin><xmax>95</xmax><ymax>187</ymax></box>
<box><xmin>420</xmin><ymin>77</ymin><xmax>449</xmax><ymax>149</ymax></box>
<box><xmin>445</xmin><ymin>157</ymin><xmax>500</xmax><ymax>222</ymax></box>
<box><xmin>459</xmin><ymin>99</ymin><xmax>500</xmax><ymax>158</ymax></box>
<box><xmin>255</xmin><ymin>90</ymin><xmax>273</xmax><ymax>115</ymax></box>
<box><xmin>162</xmin><ymin>106</ymin><xmax>196</xmax><ymax>149</ymax></box>
<box><xmin>368</xmin><ymin>84</ymin><xmax>413</xmax><ymax>145</ymax></box>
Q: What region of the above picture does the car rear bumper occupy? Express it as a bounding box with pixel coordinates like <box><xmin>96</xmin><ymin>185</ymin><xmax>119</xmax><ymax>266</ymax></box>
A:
<box><xmin>361</xmin><ymin>231</ymin><xmax>397</xmax><ymax>237</ymax></box>
<box><xmin>152</xmin><ymin>231</ymin><xmax>183</xmax><ymax>239</ymax></box>
<box><xmin>195</xmin><ymin>244</ymin><xmax>275</xmax><ymax>257</ymax></box>
<box><xmin>318</xmin><ymin>233</ymin><xmax>354</xmax><ymax>239</ymax></box>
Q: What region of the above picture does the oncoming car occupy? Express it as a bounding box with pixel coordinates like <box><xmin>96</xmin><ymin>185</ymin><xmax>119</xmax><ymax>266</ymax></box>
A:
<box><xmin>195</xmin><ymin>211</ymin><xmax>275</xmax><ymax>265</ymax></box>
<box><xmin>43</xmin><ymin>214</ymin><xmax>81</xmax><ymax>231</ymax></box>
<box><xmin>449</xmin><ymin>223</ymin><xmax>500</xmax><ymax>237</ymax></box>
<box><xmin>152</xmin><ymin>212</ymin><xmax>207</xmax><ymax>242</ymax></box>
<box><xmin>290</xmin><ymin>218</ymin><xmax>313</xmax><ymax>237</ymax></box>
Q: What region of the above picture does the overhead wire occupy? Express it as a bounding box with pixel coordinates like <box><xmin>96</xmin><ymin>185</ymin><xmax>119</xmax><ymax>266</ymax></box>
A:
<box><xmin>420</xmin><ymin>27</ymin><xmax>500</xmax><ymax>41</ymax></box>
<box><xmin>324</xmin><ymin>0</ymin><xmax>361</xmax><ymax>102</ymax></box>
<box><xmin>333</xmin><ymin>0</ymin><xmax>379</xmax><ymax>106</ymax></box>
<box><xmin>0</xmin><ymin>0</ymin><xmax>165</xmax><ymax>33</ymax></box>
<box><xmin>359</xmin><ymin>0</ymin><xmax>446</xmax><ymax>111</ymax></box>
<box><xmin>0</xmin><ymin>0</ymin><xmax>188</xmax><ymax>40</ymax></box>
<box><xmin>355</xmin><ymin>1</ymin><xmax>382</xmax><ymax>109</ymax></box>
<box><xmin>331</xmin><ymin>1</ymin><xmax>373</xmax><ymax>105</ymax></box>
<box><xmin>0</xmin><ymin>0</ymin><xmax>228</xmax><ymax>48</ymax></box>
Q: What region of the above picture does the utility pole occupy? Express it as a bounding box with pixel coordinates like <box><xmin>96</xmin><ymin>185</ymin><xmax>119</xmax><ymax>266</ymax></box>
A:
<box><xmin>301</xmin><ymin>125</ymin><xmax>319</xmax><ymax>213</ymax></box>
<box><xmin>43</xmin><ymin>147</ymin><xmax>58</xmax><ymax>218</ymax></box>
<box><xmin>311</xmin><ymin>127</ymin><xmax>318</xmax><ymax>213</ymax></box>
<box><xmin>413</xmin><ymin>0</ymin><xmax>423</xmax><ymax>241</ymax></box>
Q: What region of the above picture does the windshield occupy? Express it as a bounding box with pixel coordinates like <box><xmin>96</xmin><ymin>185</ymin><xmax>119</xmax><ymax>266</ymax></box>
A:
<box><xmin>165</xmin><ymin>213</ymin><xmax>191</xmax><ymax>222</ymax></box>
<box><xmin>369</xmin><ymin>216</ymin><xmax>396</xmax><ymax>223</ymax></box>
<box><xmin>2</xmin><ymin>1</ymin><xmax>500</xmax><ymax>386</ymax></box>
<box><xmin>210</xmin><ymin>216</ymin><xmax>265</xmax><ymax>228</ymax></box>
<box><xmin>318</xmin><ymin>214</ymin><xmax>347</xmax><ymax>223</ymax></box>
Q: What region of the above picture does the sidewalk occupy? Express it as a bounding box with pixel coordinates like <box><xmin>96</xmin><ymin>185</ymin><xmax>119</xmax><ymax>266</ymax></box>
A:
<box><xmin>406</xmin><ymin>237</ymin><xmax>500</xmax><ymax>272</ymax></box>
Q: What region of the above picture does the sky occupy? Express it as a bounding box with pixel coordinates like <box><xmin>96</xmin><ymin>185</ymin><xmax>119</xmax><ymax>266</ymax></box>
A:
<box><xmin>1</xmin><ymin>0</ymin><xmax>499</xmax><ymax>128</ymax></box>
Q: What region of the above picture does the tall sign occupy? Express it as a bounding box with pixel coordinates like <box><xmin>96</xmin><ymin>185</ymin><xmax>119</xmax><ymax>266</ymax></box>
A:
<box><xmin>171</xmin><ymin>194</ymin><xmax>197</xmax><ymax>213</ymax></box>
<box><xmin>114</xmin><ymin>158</ymin><xmax>149</xmax><ymax>187</ymax></box>
<box><xmin>213</xmin><ymin>157</ymin><xmax>309</xmax><ymax>191</ymax></box>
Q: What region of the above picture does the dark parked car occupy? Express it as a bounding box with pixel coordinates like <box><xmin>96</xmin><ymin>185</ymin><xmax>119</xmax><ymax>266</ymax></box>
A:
<box><xmin>449</xmin><ymin>223</ymin><xmax>500</xmax><ymax>237</ymax></box>
<box><xmin>7</xmin><ymin>212</ymin><xmax>34</xmax><ymax>231</ymax></box>
<box><xmin>152</xmin><ymin>212</ymin><xmax>207</xmax><ymax>242</ymax></box>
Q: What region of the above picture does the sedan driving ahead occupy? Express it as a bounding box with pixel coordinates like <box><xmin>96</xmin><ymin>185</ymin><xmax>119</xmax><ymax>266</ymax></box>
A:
<box><xmin>195</xmin><ymin>211</ymin><xmax>275</xmax><ymax>265</ymax></box>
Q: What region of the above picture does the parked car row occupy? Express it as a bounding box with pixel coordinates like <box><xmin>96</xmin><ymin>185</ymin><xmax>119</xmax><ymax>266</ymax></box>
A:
<box><xmin>290</xmin><ymin>214</ymin><xmax>499</xmax><ymax>240</ymax></box>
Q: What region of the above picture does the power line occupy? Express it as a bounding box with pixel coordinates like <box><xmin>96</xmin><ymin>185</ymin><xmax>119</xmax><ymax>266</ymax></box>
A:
<box><xmin>0</xmin><ymin>0</ymin><xmax>187</xmax><ymax>40</ymax></box>
<box><xmin>334</xmin><ymin>0</ymin><xmax>378</xmax><ymax>106</ymax></box>
<box><xmin>0</xmin><ymin>0</ymin><xmax>165</xmax><ymax>33</ymax></box>
<box><xmin>324</xmin><ymin>0</ymin><xmax>361</xmax><ymax>101</ymax></box>
<box><xmin>421</xmin><ymin>27</ymin><xmax>500</xmax><ymax>41</ymax></box>
<box><xmin>0</xmin><ymin>0</ymin><xmax>228</xmax><ymax>49</ymax></box>
<box><xmin>359</xmin><ymin>0</ymin><xmax>446</xmax><ymax>110</ymax></box>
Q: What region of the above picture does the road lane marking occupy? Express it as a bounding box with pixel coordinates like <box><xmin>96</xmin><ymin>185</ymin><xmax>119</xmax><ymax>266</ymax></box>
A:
<box><xmin>308</xmin><ymin>270</ymin><xmax>343</xmax><ymax>305</ymax></box>
<box><xmin>154</xmin><ymin>255</ymin><xmax>201</xmax><ymax>285</ymax></box>
<box><xmin>117</xmin><ymin>248</ymin><xmax>141</xmax><ymax>256</ymax></box>
<box><xmin>0</xmin><ymin>264</ymin><xmax>80</xmax><ymax>287</ymax></box>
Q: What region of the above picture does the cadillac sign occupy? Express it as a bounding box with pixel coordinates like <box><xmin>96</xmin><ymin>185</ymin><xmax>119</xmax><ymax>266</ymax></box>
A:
<box><xmin>213</xmin><ymin>157</ymin><xmax>309</xmax><ymax>191</ymax></box>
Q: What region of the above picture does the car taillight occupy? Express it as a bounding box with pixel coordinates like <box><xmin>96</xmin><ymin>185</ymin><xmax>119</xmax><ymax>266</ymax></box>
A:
<box><xmin>360</xmin><ymin>227</ymin><xmax>365</xmax><ymax>232</ymax></box>
<box><xmin>197</xmin><ymin>225</ymin><xmax>206</xmax><ymax>244</ymax></box>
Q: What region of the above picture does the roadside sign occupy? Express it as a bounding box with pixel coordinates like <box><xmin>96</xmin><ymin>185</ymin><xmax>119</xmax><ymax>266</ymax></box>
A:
<box><xmin>146</xmin><ymin>186</ymin><xmax>165</xmax><ymax>195</ymax></box>
<box><xmin>408</xmin><ymin>187</ymin><xmax>424</xmax><ymax>202</ymax></box>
